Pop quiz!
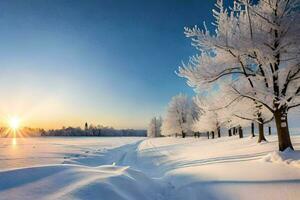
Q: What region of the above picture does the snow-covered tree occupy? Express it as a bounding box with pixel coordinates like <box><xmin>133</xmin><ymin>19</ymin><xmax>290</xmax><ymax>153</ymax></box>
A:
<box><xmin>192</xmin><ymin>84</ymin><xmax>254</xmax><ymax>139</ymax></box>
<box><xmin>147</xmin><ymin>116</ymin><xmax>162</xmax><ymax>137</ymax></box>
<box><xmin>161</xmin><ymin>94</ymin><xmax>197</xmax><ymax>138</ymax></box>
<box><xmin>228</xmin><ymin>96</ymin><xmax>273</xmax><ymax>142</ymax></box>
<box><xmin>217</xmin><ymin>82</ymin><xmax>273</xmax><ymax>142</ymax></box>
<box><xmin>192</xmin><ymin>96</ymin><xmax>223</xmax><ymax>138</ymax></box>
<box><xmin>179</xmin><ymin>0</ymin><xmax>300</xmax><ymax>151</ymax></box>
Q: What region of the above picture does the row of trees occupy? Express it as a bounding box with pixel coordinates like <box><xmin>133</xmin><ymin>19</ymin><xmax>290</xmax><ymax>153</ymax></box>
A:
<box><xmin>42</xmin><ymin>125</ymin><xmax>146</xmax><ymax>137</ymax></box>
<box><xmin>160</xmin><ymin>93</ymin><xmax>272</xmax><ymax>138</ymax></box>
<box><xmin>148</xmin><ymin>0</ymin><xmax>299</xmax><ymax>151</ymax></box>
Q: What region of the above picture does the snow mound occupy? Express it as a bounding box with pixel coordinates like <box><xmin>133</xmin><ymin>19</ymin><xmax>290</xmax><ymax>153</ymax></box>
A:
<box><xmin>261</xmin><ymin>148</ymin><xmax>300</xmax><ymax>168</ymax></box>
<box><xmin>0</xmin><ymin>164</ymin><xmax>163</xmax><ymax>200</ymax></box>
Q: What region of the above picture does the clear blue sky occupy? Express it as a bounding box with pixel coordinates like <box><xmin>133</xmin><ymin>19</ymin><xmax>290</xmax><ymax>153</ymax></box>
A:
<box><xmin>0</xmin><ymin>0</ymin><xmax>229</xmax><ymax>129</ymax></box>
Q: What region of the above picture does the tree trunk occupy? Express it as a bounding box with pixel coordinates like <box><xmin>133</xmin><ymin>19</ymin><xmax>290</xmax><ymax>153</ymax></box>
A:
<box><xmin>238</xmin><ymin>127</ymin><xmax>243</xmax><ymax>138</ymax></box>
<box><xmin>211</xmin><ymin>131</ymin><xmax>215</xmax><ymax>139</ymax></box>
<box><xmin>257</xmin><ymin>118</ymin><xmax>267</xmax><ymax>143</ymax></box>
<box><xmin>182</xmin><ymin>131</ymin><xmax>186</xmax><ymax>138</ymax></box>
<box><xmin>207</xmin><ymin>131</ymin><xmax>209</xmax><ymax>139</ymax></box>
<box><xmin>233</xmin><ymin>127</ymin><xmax>236</xmax><ymax>135</ymax></box>
<box><xmin>228</xmin><ymin>129</ymin><xmax>232</xmax><ymax>137</ymax></box>
<box><xmin>268</xmin><ymin>126</ymin><xmax>271</xmax><ymax>135</ymax></box>
<box><xmin>251</xmin><ymin>122</ymin><xmax>255</xmax><ymax>137</ymax></box>
<box><xmin>274</xmin><ymin>108</ymin><xmax>294</xmax><ymax>151</ymax></box>
<box><xmin>217</xmin><ymin>127</ymin><xmax>221</xmax><ymax>138</ymax></box>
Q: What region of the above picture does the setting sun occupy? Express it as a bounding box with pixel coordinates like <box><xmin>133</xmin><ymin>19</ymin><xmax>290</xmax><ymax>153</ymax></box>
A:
<box><xmin>9</xmin><ymin>116</ymin><xmax>20</xmax><ymax>131</ymax></box>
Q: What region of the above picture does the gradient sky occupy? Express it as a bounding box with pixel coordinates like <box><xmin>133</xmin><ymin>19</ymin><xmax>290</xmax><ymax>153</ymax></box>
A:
<box><xmin>0</xmin><ymin>0</ymin><xmax>298</xmax><ymax>130</ymax></box>
<box><xmin>0</xmin><ymin>0</ymin><xmax>219</xmax><ymax>129</ymax></box>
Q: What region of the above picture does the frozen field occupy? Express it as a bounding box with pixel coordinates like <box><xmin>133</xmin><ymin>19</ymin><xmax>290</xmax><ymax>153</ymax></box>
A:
<box><xmin>0</xmin><ymin>135</ymin><xmax>300</xmax><ymax>200</ymax></box>
<box><xmin>0</xmin><ymin>137</ymin><xmax>143</xmax><ymax>170</ymax></box>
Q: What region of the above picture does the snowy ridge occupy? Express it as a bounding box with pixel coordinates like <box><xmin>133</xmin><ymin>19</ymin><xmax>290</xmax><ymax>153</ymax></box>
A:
<box><xmin>0</xmin><ymin>164</ymin><xmax>162</xmax><ymax>200</ymax></box>
<box><xmin>261</xmin><ymin>148</ymin><xmax>300</xmax><ymax>168</ymax></box>
<box><xmin>0</xmin><ymin>140</ymin><xmax>163</xmax><ymax>200</ymax></box>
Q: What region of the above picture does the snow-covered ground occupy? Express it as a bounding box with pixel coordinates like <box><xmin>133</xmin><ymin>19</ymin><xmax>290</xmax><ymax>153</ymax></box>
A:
<box><xmin>0</xmin><ymin>137</ymin><xmax>143</xmax><ymax>170</ymax></box>
<box><xmin>0</xmin><ymin>135</ymin><xmax>299</xmax><ymax>200</ymax></box>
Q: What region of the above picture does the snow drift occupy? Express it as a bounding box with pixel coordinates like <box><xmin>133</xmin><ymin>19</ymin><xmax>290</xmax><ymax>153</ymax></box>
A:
<box><xmin>0</xmin><ymin>165</ymin><xmax>162</xmax><ymax>200</ymax></box>
<box><xmin>262</xmin><ymin>148</ymin><xmax>300</xmax><ymax>168</ymax></box>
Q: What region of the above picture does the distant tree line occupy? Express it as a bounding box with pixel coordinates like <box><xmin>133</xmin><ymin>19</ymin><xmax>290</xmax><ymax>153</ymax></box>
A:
<box><xmin>41</xmin><ymin>124</ymin><xmax>146</xmax><ymax>137</ymax></box>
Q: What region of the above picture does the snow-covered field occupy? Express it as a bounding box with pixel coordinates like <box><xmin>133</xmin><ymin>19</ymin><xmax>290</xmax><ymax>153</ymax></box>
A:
<box><xmin>0</xmin><ymin>136</ymin><xmax>299</xmax><ymax>200</ymax></box>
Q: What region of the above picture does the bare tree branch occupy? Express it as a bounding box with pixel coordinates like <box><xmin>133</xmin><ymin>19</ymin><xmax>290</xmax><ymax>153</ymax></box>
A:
<box><xmin>231</xmin><ymin>86</ymin><xmax>274</xmax><ymax>112</ymax></box>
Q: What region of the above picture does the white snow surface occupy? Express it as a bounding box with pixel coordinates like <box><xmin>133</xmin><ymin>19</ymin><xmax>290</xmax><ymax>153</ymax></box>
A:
<box><xmin>0</xmin><ymin>136</ymin><xmax>300</xmax><ymax>200</ymax></box>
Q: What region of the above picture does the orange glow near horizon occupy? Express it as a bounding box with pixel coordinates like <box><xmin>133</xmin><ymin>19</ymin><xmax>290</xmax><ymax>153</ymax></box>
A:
<box><xmin>0</xmin><ymin>103</ymin><xmax>148</xmax><ymax>131</ymax></box>
<box><xmin>0</xmin><ymin>116</ymin><xmax>23</xmax><ymax>138</ymax></box>
<box><xmin>9</xmin><ymin>116</ymin><xmax>21</xmax><ymax>131</ymax></box>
